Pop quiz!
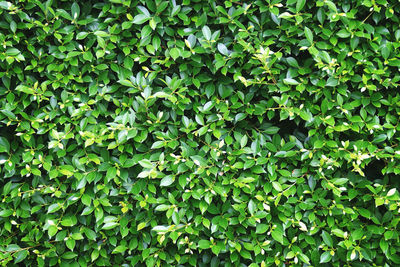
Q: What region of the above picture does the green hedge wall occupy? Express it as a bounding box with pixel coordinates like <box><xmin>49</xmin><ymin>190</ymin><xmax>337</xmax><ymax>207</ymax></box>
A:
<box><xmin>1</xmin><ymin>0</ymin><xmax>400</xmax><ymax>266</ymax></box>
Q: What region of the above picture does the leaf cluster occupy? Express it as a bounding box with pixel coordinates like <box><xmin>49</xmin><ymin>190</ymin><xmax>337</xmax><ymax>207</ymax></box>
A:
<box><xmin>0</xmin><ymin>0</ymin><xmax>400</xmax><ymax>266</ymax></box>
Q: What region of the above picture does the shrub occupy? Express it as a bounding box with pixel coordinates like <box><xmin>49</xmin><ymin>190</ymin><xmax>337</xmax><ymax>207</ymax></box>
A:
<box><xmin>0</xmin><ymin>0</ymin><xmax>400</xmax><ymax>266</ymax></box>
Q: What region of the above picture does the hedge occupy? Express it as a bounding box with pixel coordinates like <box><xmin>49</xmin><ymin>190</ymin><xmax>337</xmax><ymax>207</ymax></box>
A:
<box><xmin>1</xmin><ymin>0</ymin><xmax>400</xmax><ymax>266</ymax></box>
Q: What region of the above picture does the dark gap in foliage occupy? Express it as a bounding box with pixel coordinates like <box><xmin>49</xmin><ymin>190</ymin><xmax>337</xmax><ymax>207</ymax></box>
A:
<box><xmin>364</xmin><ymin>159</ymin><xmax>385</xmax><ymax>183</ymax></box>
<box><xmin>339</xmin><ymin>131</ymin><xmax>364</xmax><ymax>142</ymax></box>
<box><xmin>0</xmin><ymin>125</ymin><xmax>18</xmax><ymax>153</ymax></box>
<box><xmin>269</xmin><ymin>116</ymin><xmax>308</xmax><ymax>141</ymax></box>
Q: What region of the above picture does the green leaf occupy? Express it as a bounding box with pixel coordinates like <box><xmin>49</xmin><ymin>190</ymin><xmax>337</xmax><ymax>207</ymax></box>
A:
<box><xmin>298</xmin><ymin>253</ymin><xmax>310</xmax><ymax>264</ymax></box>
<box><xmin>256</xmin><ymin>224</ymin><xmax>268</xmax><ymax>234</ymax></box>
<box><xmin>66</xmin><ymin>239</ymin><xmax>75</xmax><ymax>251</ymax></box>
<box><xmin>279</xmin><ymin>12</ymin><xmax>294</xmax><ymax>19</ymax></box>
<box><xmin>14</xmin><ymin>250</ymin><xmax>28</xmax><ymax>263</ymax></box>
<box><xmin>217</xmin><ymin>43</ymin><xmax>229</xmax><ymax>55</ymax></box>
<box><xmin>240</xmin><ymin>135</ymin><xmax>248</xmax><ymax>148</ymax></box>
<box><xmin>170</xmin><ymin>48</ymin><xmax>180</xmax><ymax>60</ymax></box>
<box><xmin>299</xmin><ymin>110</ymin><xmax>312</xmax><ymax>121</ymax></box>
<box><xmin>119</xmin><ymin>79</ymin><xmax>134</xmax><ymax>87</ymax></box>
<box><xmin>106</xmin><ymin>167</ymin><xmax>117</xmax><ymax>181</ymax></box>
<box><xmin>336</xmin><ymin>29</ymin><xmax>350</xmax><ymax>38</ymax></box>
<box><xmin>190</xmin><ymin>155</ymin><xmax>207</xmax><ymax>167</ymax></box>
<box><xmin>155</xmin><ymin>204</ymin><xmax>170</xmax><ymax>211</ymax></box>
<box><xmin>325</xmin><ymin>1</ymin><xmax>337</xmax><ymax>12</ymax></box>
<box><xmin>61</xmin><ymin>215</ymin><xmax>77</xmax><ymax>227</ymax></box>
<box><xmin>388</xmin><ymin>59</ymin><xmax>400</xmax><ymax>67</ymax></box>
<box><xmin>160</xmin><ymin>175</ymin><xmax>174</xmax><ymax>187</ymax></box>
<box><xmin>62</xmin><ymin>252</ymin><xmax>78</xmax><ymax>259</ymax></box>
<box><xmin>375</xmin><ymin>197</ymin><xmax>385</xmax><ymax>207</ymax></box>
<box><xmin>132</xmin><ymin>14</ymin><xmax>150</xmax><ymax>24</ymax></box>
<box><xmin>296</xmin><ymin>0</ymin><xmax>306</xmax><ymax>12</ymax></box>
<box><xmin>387</xmin><ymin>188</ymin><xmax>397</xmax><ymax>197</ymax></box>
<box><xmin>326</xmin><ymin>77</ymin><xmax>338</xmax><ymax>87</ymax></box>
<box><xmin>235</xmin><ymin>113</ymin><xmax>247</xmax><ymax>122</ymax></box>
<box><xmin>48</xmin><ymin>225</ymin><xmax>58</xmax><ymax>237</ymax></box>
<box><xmin>381</xmin><ymin>47</ymin><xmax>390</xmax><ymax>59</ymax></box>
<box><xmin>218</xmin><ymin>85</ymin><xmax>233</xmax><ymax>98</ymax></box>
<box><xmin>71</xmin><ymin>2</ymin><xmax>80</xmax><ymax>19</ymax></box>
<box><xmin>0</xmin><ymin>209</ymin><xmax>12</xmax><ymax>217</ymax></box>
<box><xmin>5</xmin><ymin>244</ymin><xmax>20</xmax><ymax>252</ymax></box>
<box><xmin>198</xmin><ymin>240</ymin><xmax>211</xmax><ymax>249</ymax></box>
<box><xmin>10</xmin><ymin>21</ymin><xmax>16</xmax><ymax>33</ymax></box>
<box><xmin>139</xmin><ymin>159</ymin><xmax>154</xmax><ymax>169</ymax></box>
<box><xmin>0</xmin><ymin>137</ymin><xmax>10</xmax><ymax>153</ymax></box>
<box><xmin>152</xmin><ymin>225</ymin><xmax>169</xmax><ymax>233</ymax></box>
<box><xmin>271</xmin><ymin>227</ymin><xmax>284</xmax><ymax>244</ymax></box>
<box><xmin>102</xmin><ymin>222</ymin><xmax>119</xmax><ymax>230</ymax></box>
<box><xmin>358</xmin><ymin>208</ymin><xmax>370</xmax><ymax>218</ymax></box>
<box><xmin>332</xmin><ymin>228</ymin><xmax>346</xmax><ymax>238</ymax></box>
<box><xmin>283</xmin><ymin>78</ymin><xmax>299</xmax><ymax>85</ymax></box>
<box><xmin>320</xmin><ymin>251</ymin><xmax>332</xmax><ymax>263</ymax></box>
<box><xmin>112</xmin><ymin>245</ymin><xmax>127</xmax><ymax>254</ymax></box>
<box><xmin>373</xmin><ymin>134</ymin><xmax>387</xmax><ymax>144</ymax></box>
<box><xmin>0</xmin><ymin>1</ymin><xmax>12</xmax><ymax>10</ymax></box>
<box><xmin>84</xmin><ymin>228</ymin><xmax>97</xmax><ymax>240</ymax></box>
<box><xmin>352</xmin><ymin>228</ymin><xmax>364</xmax><ymax>241</ymax></box>
<box><xmin>380</xmin><ymin>239</ymin><xmax>388</xmax><ymax>253</ymax></box>
<box><xmin>332</xmin><ymin>178</ymin><xmax>348</xmax><ymax>185</ymax></box>
<box><xmin>321</xmin><ymin>231</ymin><xmax>333</xmax><ymax>247</ymax></box>
<box><xmin>48</xmin><ymin>203</ymin><xmax>62</xmax><ymax>213</ymax></box>
<box><xmin>304</xmin><ymin>27</ymin><xmax>313</xmax><ymax>44</ymax></box>
<box><xmin>59</xmin><ymin>165</ymin><xmax>74</xmax><ymax>177</ymax></box>
<box><xmin>6</xmin><ymin>48</ymin><xmax>20</xmax><ymax>56</ymax></box>
<box><xmin>76</xmin><ymin>32</ymin><xmax>89</xmax><ymax>40</ymax></box>
<box><xmin>151</xmin><ymin>141</ymin><xmax>164</xmax><ymax>149</ymax></box>
<box><xmin>202</xmin><ymin>25</ymin><xmax>211</xmax><ymax>41</ymax></box>
<box><xmin>91</xmin><ymin>250</ymin><xmax>99</xmax><ymax>262</ymax></box>
<box><xmin>137</xmin><ymin>222</ymin><xmax>147</xmax><ymax>231</ymax></box>
<box><xmin>248</xmin><ymin>199</ymin><xmax>256</xmax><ymax>214</ymax></box>
<box><xmin>286</xmin><ymin>57</ymin><xmax>299</xmax><ymax>68</ymax></box>
<box><xmin>272</xmin><ymin>181</ymin><xmax>282</xmax><ymax>192</ymax></box>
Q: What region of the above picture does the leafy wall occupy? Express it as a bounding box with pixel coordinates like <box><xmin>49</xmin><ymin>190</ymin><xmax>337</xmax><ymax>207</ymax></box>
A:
<box><xmin>0</xmin><ymin>0</ymin><xmax>400</xmax><ymax>266</ymax></box>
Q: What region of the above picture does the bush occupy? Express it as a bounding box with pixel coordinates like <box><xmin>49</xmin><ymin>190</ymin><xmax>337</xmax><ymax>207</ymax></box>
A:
<box><xmin>1</xmin><ymin>0</ymin><xmax>400</xmax><ymax>266</ymax></box>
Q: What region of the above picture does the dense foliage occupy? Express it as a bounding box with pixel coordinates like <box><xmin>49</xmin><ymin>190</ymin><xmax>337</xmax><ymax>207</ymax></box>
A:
<box><xmin>1</xmin><ymin>0</ymin><xmax>400</xmax><ymax>266</ymax></box>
